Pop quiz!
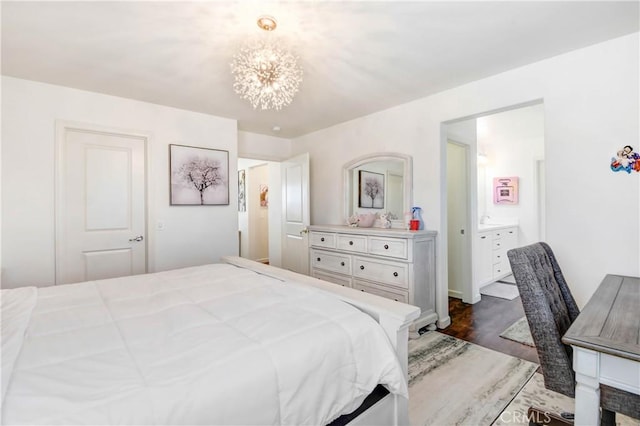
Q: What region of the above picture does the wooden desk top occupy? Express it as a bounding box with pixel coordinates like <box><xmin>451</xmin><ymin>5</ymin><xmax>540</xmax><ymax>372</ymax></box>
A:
<box><xmin>563</xmin><ymin>275</ymin><xmax>640</xmax><ymax>362</ymax></box>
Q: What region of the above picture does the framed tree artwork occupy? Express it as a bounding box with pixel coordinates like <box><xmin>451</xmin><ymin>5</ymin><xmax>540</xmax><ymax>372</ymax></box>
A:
<box><xmin>170</xmin><ymin>144</ymin><xmax>229</xmax><ymax>205</ymax></box>
<box><xmin>358</xmin><ymin>170</ymin><xmax>384</xmax><ymax>209</ymax></box>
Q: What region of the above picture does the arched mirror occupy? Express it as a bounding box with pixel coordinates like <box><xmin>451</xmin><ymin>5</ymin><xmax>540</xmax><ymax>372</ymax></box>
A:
<box><xmin>343</xmin><ymin>153</ymin><xmax>413</xmax><ymax>228</ymax></box>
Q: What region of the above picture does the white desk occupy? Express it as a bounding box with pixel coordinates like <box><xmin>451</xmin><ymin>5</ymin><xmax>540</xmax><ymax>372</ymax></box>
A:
<box><xmin>563</xmin><ymin>275</ymin><xmax>640</xmax><ymax>425</ymax></box>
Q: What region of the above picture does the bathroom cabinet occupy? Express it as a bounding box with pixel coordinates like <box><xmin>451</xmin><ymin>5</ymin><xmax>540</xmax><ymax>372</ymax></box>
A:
<box><xmin>476</xmin><ymin>225</ymin><xmax>519</xmax><ymax>286</ymax></box>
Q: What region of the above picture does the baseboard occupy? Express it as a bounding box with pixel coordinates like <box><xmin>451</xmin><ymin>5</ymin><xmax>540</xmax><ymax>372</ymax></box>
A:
<box><xmin>448</xmin><ymin>289</ymin><xmax>463</xmax><ymax>299</ymax></box>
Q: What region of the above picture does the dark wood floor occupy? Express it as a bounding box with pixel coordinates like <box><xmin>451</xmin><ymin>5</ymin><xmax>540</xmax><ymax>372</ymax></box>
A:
<box><xmin>440</xmin><ymin>295</ymin><xmax>539</xmax><ymax>365</ymax></box>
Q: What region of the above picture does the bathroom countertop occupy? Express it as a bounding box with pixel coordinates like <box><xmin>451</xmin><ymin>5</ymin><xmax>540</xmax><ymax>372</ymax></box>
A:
<box><xmin>477</xmin><ymin>223</ymin><xmax>518</xmax><ymax>232</ymax></box>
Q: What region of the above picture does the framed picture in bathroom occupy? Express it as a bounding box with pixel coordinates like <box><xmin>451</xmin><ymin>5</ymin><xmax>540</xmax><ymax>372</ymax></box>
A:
<box><xmin>493</xmin><ymin>176</ymin><xmax>519</xmax><ymax>204</ymax></box>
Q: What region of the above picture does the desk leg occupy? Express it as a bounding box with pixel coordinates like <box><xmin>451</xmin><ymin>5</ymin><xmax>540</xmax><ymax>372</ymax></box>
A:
<box><xmin>573</xmin><ymin>347</ymin><xmax>601</xmax><ymax>426</ymax></box>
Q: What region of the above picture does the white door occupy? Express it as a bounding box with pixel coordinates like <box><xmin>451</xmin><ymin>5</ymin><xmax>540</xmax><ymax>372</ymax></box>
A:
<box><xmin>281</xmin><ymin>153</ymin><xmax>310</xmax><ymax>274</ymax></box>
<box><xmin>446</xmin><ymin>141</ymin><xmax>470</xmax><ymax>300</ymax></box>
<box><xmin>56</xmin><ymin>122</ymin><xmax>147</xmax><ymax>284</ymax></box>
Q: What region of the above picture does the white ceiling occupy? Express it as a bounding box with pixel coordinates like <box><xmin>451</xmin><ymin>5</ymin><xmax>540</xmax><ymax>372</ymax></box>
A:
<box><xmin>2</xmin><ymin>1</ymin><xmax>638</xmax><ymax>138</ymax></box>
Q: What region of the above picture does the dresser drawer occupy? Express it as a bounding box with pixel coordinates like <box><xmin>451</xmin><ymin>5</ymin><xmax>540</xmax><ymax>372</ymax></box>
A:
<box><xmin>311</xmin><ymin>249</ymin><xmax>351</xmax><ymax>275</ymax></box>
<box><xmin>310</xmin><ymin>232</ymin><xmax>336</xmax><ymax>249</ymax></box>
<box><xmin>336</xmin><ymin>234</ymin><xmax>367</xmax><ymax>253</ymax></box>
<box><xmin>368</xmin><ymin>237</ymin><xmax>408</xmax><ymax>259</ymax></box>
<box><xmin>353</xmin><ymin>257</ymin><xmax>409</xmax><ymax>290</ymax></box>
<box><xmin>353</xmin><ymin>280</ymin><xmax>408</xmax><ymax>303</ymax></box>
<box><xmin>311</xmin><ymin>269</ymin><xmax>352</xmax><ymax>287</ymax></box>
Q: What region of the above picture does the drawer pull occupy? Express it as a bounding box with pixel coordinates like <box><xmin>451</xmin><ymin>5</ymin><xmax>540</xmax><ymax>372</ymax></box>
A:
<box><xmin>317</xmin><ymin>257</ymin><xmax>321</xmax><ymax>262</ymax></box>
<box><xmin>340</xmin><ymin>261</ymin><xmax>345</xmax><ymax>266</ymax></box>
<box><xmin>384</xmin><ymin>244</ymin><xmax>389</xmax><ymax>249</ymax></box>
<box><xmin>320</xmin><ymin>237</ymin><xmax>325</xmax><ymax>242</ymax></box>
<box><xmin>496</xmin><ymin>243</ymin><xmax>501</xmax><ymax>247</ymax></box>
<box><xmin>360</xmin><ymin>265</ymin><xmax>365</xmax><ymax>270</ymax></box>
<box><xmin>360</xmin><ymin>289</ymin><xmax>365</xmax><ymax>292</ymax></box>
<box><xmin>481</xmin><ymin>236</ymin><xmax>486</xmax><ymax>239</ymax></box>
<box><xmin>349</xmin><ymin>241</ymin><xmax>354</xmax><ymax>246</ymax></box>
<box><xmin>393</xmin><ymin>272</ymin><xmax>398</xmax><ymax>277</ymax></box>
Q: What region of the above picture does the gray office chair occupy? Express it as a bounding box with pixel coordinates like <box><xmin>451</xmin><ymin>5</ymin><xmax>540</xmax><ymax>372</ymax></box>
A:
<box><xmin>507</xmin><ymin>242</ymin><xmax>640</xmax><ymax>426</ymax></box>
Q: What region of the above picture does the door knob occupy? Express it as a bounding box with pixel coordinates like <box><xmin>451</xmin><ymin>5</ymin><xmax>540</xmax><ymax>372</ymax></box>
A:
<box><xmin>129</xmin><ymin>236</ymin><xmax>144</xmax><ymax>242</ymax></box>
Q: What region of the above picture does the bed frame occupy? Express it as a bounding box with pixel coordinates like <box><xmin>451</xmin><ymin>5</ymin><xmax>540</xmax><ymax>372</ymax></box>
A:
<box><xmin>222</xmin><ymin>256</ymin><xmax>420</xmax><ymax>426</ymax></box>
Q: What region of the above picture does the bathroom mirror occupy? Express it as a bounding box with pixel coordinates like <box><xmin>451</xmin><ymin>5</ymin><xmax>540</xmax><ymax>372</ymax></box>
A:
<box><xmin>343</xmin><ymin>153</ymin><xmax>413</xmax><ymax>228</ymax></box>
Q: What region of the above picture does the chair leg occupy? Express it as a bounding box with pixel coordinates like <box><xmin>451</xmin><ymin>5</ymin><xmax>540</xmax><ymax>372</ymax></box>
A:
<box><xmin>527</xmin><ymin>406</ymin><xmax>573</xmax><ymax>426</ymax></box>
<box><xmin>600</xmin><ymin>409</ymin><xmax>616</xmax><ymax>426</ymax></box>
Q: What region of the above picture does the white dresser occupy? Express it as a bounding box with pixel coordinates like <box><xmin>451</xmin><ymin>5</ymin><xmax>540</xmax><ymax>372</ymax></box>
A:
<box><xmin>476</xmin><ymin>225</ymin><xmax>519</xmax><ymax>286</ymax></box>
<box><xmin>308</xmin><ymin>225</ymin><xmax>438</xmax><ymax>330</ymax></box>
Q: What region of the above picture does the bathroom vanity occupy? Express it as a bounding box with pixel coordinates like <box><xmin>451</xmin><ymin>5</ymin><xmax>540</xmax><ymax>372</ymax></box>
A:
<box><xmin>476</xmin><ymin>224</ymin><xmax>519</xmax><ymax>286</ymax></box>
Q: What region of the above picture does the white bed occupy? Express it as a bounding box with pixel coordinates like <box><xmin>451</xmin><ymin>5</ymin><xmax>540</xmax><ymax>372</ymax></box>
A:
<box><xmin>1</xmin><ymin>257</ymin><xmax>419</xmax><ymax>425</ymax></box>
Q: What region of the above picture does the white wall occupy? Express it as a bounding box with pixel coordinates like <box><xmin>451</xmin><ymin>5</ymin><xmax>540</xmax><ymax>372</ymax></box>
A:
<box><xmin>477</xmin><ymin>104</ymin><xmax>545</xmax><ymax>245</ymax></box>
<box><xmin>1</xmin><ymin>77</ymin><xmax>238</xmax><ymax>288</ymax></box>
<box><xmin>238</xmin><ymin>131</ymin><xmax>292</xmax><ymax>161</ymax></box>
<box><xmin>248</xmin><ymin>164</ymin><xmax>269</xmax><ymax>262</ymax></box>
<box><xmin>0</xmin><ymin>73</ymin><xmax>3</xmax><ymax>287</ymax></box>
<box><xmin>292</xmin><ymin>33</ymin><xmax>640</xmax><ymax>318</ymax></box>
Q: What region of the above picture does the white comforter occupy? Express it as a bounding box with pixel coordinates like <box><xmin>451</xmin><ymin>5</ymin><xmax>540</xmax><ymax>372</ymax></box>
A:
<box><xmin>1</xmin><ymin>264</ymin><xmax>407</xmax><ymax>425</ymax></box>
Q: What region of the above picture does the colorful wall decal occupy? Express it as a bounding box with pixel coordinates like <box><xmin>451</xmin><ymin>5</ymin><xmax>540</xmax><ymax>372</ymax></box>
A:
<box><xmin>611</xmin><ymin>145</ymin><xmax>640</xmax><ymax>173</ymax></box>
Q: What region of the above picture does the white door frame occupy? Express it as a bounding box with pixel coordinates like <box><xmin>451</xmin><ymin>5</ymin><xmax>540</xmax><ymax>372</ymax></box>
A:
<box><xmin>445</xmin><ymin>140</ymin><xmax>474</xmax><ymax>303</ymax></box>
<box><xmin>440</xmin><ymin>121</ymin><xmax>479</xmax><ymax>317</ymax></box>
<box><xmin>440</xmin><ymin>99</ymin><xmax>545</xmax><ymax>313</ymax></box>
<box><xmin>534</xmin><ymin>158</ymin><xmax>546</xmax><ymax>241</ymax></box>
<box><xmin>54</xmin><ymin>120</ymin><xmax>152</xmax><ymax>284</ymax></box>
<box><xmin>238</xmin><ymin>157</ymin><xmax>283</xmax><ymax>268</ymax></box>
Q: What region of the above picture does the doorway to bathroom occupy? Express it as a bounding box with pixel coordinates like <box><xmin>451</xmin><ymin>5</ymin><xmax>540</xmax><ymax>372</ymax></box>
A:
<box><xmin>444</xmin><ymin>101</ymin><xmax>545</xmax><ymax>304</ymax></box>
<box><xmin>238</xmin><ymin>158</ymin><xmax>282</xmax><ymax>266</ymax></box>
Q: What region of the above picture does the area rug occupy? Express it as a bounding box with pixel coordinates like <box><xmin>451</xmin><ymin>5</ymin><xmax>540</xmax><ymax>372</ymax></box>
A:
<box><xmin>493</xmin><ymin>372</ymin><xmax>640</xmax><ymax>426</ymax></box>
<box><xmin>408</xmin><ymin>332</ymin><xmax>538</xmax><ymax>426</ymax></box>
<box><xmin>499</xmin><ymin>317</ymin><xmax>535</xmax><ymax>347</ymax></box>
<box><xmin>480</xmin><ymin>282</ymin><xmax>520</xmax><ymax>300</ymax></box>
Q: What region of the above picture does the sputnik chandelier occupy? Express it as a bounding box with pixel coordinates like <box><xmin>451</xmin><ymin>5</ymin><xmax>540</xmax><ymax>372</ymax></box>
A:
<box><xmin>230</xmin><ymin>15</ymin><xmax>303</xmax><ymax>110</ymax></box>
